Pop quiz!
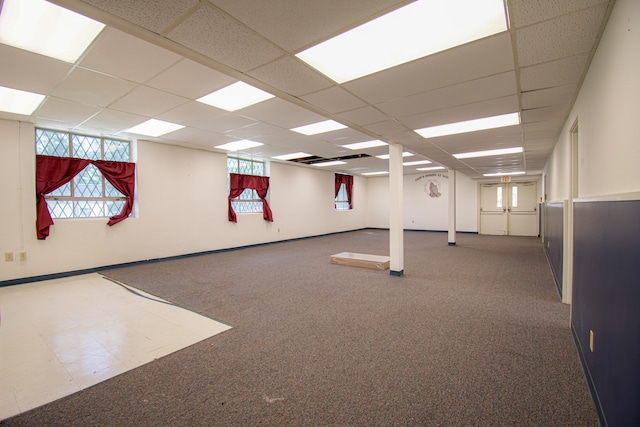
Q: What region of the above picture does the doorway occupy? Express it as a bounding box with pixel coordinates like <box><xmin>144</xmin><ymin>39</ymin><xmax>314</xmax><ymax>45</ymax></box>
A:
<box><xmin>480</xmin><ymin>181</ymin><xmax>538</xmax><ymax>236</ymax></box>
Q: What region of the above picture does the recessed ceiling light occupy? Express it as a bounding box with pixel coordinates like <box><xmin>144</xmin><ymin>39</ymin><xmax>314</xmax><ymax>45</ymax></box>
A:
<box><xmin>215</xmin><ymin>139</ymin><xmax>264</xmax><ymax>151</ymax></box>
<box><xmin>403</xmin><ymin>160</ymin><xmax>432</xmax><ymax>166</ymax></box>
<box><xmin>483</xmin><ymin>171</ymin><xmax>526</xmax><ymax>177</ymax></box>
<box><xmin>124</xmin><ymin>119</ymin><xmax>184</xmax><ymax>137</ymax></box>
<box><xmin>376</xmin><ymin>152</ymin><xmax>414</xmax><ymax>159</ymax></box>
<box><xmin>0</xmin><ymin>0</ymin><xmax>105</xmax><ymax>63</ymax></box>
<box><xmin>362</xmin><ymin>171</ymin><xmax>389</xmax><ymax>176</ymax></box>
<box><xmin>290</xmin><ymin>120</ymin><xmax>348</xmax><ymax>136</ymax></box>
<box><xmin>312</xmin><ymin>160</ymin><xmax>347</xmax><ymax>167</ymax></box>
<box><xmin>0</xmin><ymin>86</ymin><xmax>46</xmax><ymax>115</ymax></box>
<box><xmin>416</xmin><ymin>166</ymin><xmax>446</xmax><ymax>171</ymax></box>
<box><xmin>453</xmin><ymin>147</ymin><xmax>523</xmax><ymax>159</ymax></box>
<box><xmin>342</xmin><ymin>140</ymin><xmax>388</xmax><ymax>150</ymax></box>
<box><xmin>296</xmin><ymin>0</ymin><xmax>506</xmax><ymax>83</ymax></box>
<box><xmin>197</xmin><ymin>81</ymin><xmax>274</xmax><ymax>111</ymax></box>
<box><xmin>272</xmin><ymin>152</ymin><xmax>312</xmax><ymax>160</ymax></box>
<box><xmin>415</xmin><ymin>112</ymin><xmax>521</xmax><ymax>139</ymax></box>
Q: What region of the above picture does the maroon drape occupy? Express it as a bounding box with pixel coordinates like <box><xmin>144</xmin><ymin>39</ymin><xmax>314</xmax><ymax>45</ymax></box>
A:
<box><xmin>335</xmin><ymin>173</ymin><xmax>354</xmax><ymax>209</ymax></box>
<box><xmin>35</xmin><ymin>155</ymin><xmax>136</xmax><ymax>240</ymax></box>
<box><xmin>95</xmin><ymin>160</ymin><xmax>136</xmax><ymax>226</ymax></box>
<box><xmin>228</xmin><ymin>173</ymin><xmax>273</xmax><ymax>222</ymax></box>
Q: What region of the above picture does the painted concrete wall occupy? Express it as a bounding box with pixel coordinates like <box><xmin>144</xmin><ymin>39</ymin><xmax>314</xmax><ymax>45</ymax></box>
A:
<box><xmin>544</xmin><ymin>0</ymin><xmax>640</xmax><ymax>201</ymax></box>
<box><xmin>0</xmin><ymin>121</ymin><xmax>368</xmax><ymax>282</ymax></box>
<box><xmin>365</xmin><ymin>170</ymin><xmax>478</xmax><ymax>232</ymax></box>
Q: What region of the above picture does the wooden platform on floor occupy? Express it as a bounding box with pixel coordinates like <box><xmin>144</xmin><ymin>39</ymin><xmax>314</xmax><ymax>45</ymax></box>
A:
<box><xmin>330</xmin><ymin>252</ymin><xmax>390</xmax><ymax>270</ymax></box>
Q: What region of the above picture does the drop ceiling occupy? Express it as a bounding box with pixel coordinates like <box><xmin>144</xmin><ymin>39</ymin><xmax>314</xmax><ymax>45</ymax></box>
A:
<box><xmin>0</xmin><ymin>0</ymin><xmax>614</xmax><ymax>178</ymax></box>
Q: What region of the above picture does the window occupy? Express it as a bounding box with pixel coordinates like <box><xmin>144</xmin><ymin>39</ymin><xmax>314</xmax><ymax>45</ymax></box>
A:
<box><xmin>335</xmin><ymin>183</ymin><xmax>350</xmax><ymax>210</ymax></box>
<box><xmin>511</xmin><ymin>185</ymin><xmax>518</xmax><ymax>208</ymax></box>
<box><xmin>36</xmin><ymin>128</ymin><xmax>131</xmax><ymax>219</ymax></box>
<box><xmin>496</xmin><ymin>186</ymin><xmax>503</xmax><ymax>208</ymax></box>
<box><xmin>227</xmin><ymin>157</ymin><xmax>265</xmax><ymax>214</ymax></box>
<box><xmin>334</xmin><ymin>173</ymin><xmax>353</xmax><ymax>210</ymax></box>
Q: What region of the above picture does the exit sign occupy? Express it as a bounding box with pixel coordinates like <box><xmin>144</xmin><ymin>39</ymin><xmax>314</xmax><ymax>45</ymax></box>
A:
<box><xmin>501</xmin><ymin>176</ymin><xmax>511</xmax><ymax>183</ymax></box>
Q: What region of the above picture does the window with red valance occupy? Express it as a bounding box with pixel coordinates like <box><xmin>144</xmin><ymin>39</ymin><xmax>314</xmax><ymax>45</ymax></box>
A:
<box><xmin>228</xmin><ymin>173</ymin><xmax>273</xmax><ymax>222</ymax></box>
<box><xmin>335</xmin><ymin>173</ymin><xmax>354</xmax><ymax>210</ymax></box>
<box><xmin>34</xmin><ymin>128</ymin><xmax>135</xmax><ymax>240</ymax></box>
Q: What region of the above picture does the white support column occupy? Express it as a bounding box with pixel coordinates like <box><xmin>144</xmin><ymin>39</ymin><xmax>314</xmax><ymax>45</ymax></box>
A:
<box><xmin>448</xmin><ymin>169</ymin><xmax>456</xmax><ymax>245</ymax></box>
<box><xmin>389</xmin><ymin>144</ymin><xmax>404</xmax><ymax>276</ymax></box>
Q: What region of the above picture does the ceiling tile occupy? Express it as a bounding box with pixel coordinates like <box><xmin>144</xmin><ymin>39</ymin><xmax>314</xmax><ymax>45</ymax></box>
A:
<box><xmin>301</xmin><ymin>86</ymin><xmax>368</xmax><ymax>114</ymax></box>
<box><xmin>248</xmin><ymin>56</ymin><xmax>334</xmax><ymax>97</ymax></box>
<box><xmin>343</xmin><ymin>33</ymin><xmax>514</xmax><ymax>105</ymax></box>
<box><xmin>109</xmin><ymin>86</ymin><xmax>189</xmax><ymax>117</ymax></box>
<box><xmin>0</xmin><ymin>44</ymin><xmax>72</xmax><ymax>94</ymax></box>
<box><xmin>167</xmin><ymin>3</ymin><xmax>285</xmax><ymax>72</ymax></box>
<box><xmin>239</xmin><ymin>98</ymin><xmax>326</xmax><ymax>129</ymax></box>
<box><xmin>81</xmin><ymin>0</ymin><xmax>200</xmax><ymax>33</ymax></box>
<box><xmin>516</xmin><ymin>5</ymin><xmax>608</xmax><ymax>67</ymax></box>
<box><xmin>518</xmin><ymin>54</ymin><xmax>590</xmax><ymax>92</ymax></box>
<box><xmin>156</xmin><ymin>101</ymin><xmax>227</xmax><ymax>130</ymax></box>
<box><xmin>80</xmin><ymin>28</ymin><xmax>182</xmax><ymax>83</ymax></box>
<box><xmin>51</xmin><ymin>67</ymin><xmax>137</xmax><ymax>107</ymax></box>
<box><xmin>209</xmin><ymin>0</ymin><xmax>408</xmax><ymax>52</ymax></box>
<box><xmin>79</xmin><ymin>108</ymin><xmax>146</xmax><ymax>134</ymax></box>
<box><xmin>400</xmin><ymin>95</ymin><xmax>520</xmax><ymax>130</ymax></box>
<box><xmin>376</xmin><ymin>71</ymin><xmax>517</xmax><ymax>118</ymax></box>
<box><xmin>337</xmin><ymin>106</ymin><xmax>389</xmax><ymax>126</ymax></box>
<box><xmin>522</xmin><ymin>104</ymin><xmax>571</xmax><ymax>124</ymax></box>
<box><xmin>146</xmin><ymin>59</ymin><xmax>236</xmax><ymax>99</ymax></box>
<box><xmin>32</xmin><ymin>97</ymin><xmax>101</xmax><ymax>127</ymax></box>
<box><xmin>520</xmin><ymin>84</ymin><xmax>578</xmax><ymax>109</ymax></box>
<box><xmin>509</xmin><ymin>0</ymin><xmax>609</xmax><ymax>28</ymax></box>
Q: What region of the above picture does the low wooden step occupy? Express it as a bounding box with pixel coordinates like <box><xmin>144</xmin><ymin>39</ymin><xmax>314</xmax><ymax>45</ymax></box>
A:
<box><xmin>330</xmin><ymin>252</ymin><xmax>390</xmax><ymax>270</ymax></box>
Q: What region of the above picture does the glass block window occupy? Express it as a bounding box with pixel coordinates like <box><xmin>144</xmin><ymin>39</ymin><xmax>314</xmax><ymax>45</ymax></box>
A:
<box><xmin>227</xmin><ymin>156</ymin><xmax>266</xmax><ymax>214</ymax></box>
<box><xmin>36</xmin><ymin>128</ymin><xmax>131</xmax><ymax>219</ymax></box>
<box><xmin>335</xmin><ymin>184</ymin><xmax>350</xmax><ymax>210</ymax></box>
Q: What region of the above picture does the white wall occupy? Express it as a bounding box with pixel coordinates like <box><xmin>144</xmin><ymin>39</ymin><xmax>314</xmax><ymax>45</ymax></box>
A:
<box><xmin>0</xmin><ymin>121</ymin><xmax>367</xmax><ymax>282</ymax></box>
<box><xmin>544</xmin><ymin>0</ymin><xmax>640</xmax><ymax>200</ymax></box>
<box><xmin>365</xmin><ymin>170</ymin><xmax>478</xmax><ymax>232</ymax></box>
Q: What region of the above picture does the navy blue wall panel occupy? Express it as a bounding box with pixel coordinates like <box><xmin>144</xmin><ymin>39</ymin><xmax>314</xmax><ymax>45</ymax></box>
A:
<box><xmin>543</xmin><ymin>202</ymin><xmax>564</xmax><ymax>296</ymax></box>
<box><xmin>572</xmin><ymin>200</ymin><xmax>640</xmax><ymax>427</ymax></box>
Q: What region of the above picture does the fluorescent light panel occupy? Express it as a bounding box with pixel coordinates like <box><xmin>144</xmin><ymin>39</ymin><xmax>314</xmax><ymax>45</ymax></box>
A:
<box><xmin>197</xmin><ymin>81</ymin><xmax>274</xmax><ymax>111</ymax></box>
<box><xmin>403</xmin><ymin>160</ymin><xmax>432</xmax><ymax>166</ymax></box>
<box><xmin>376</xmin><ymin>152</ymin><xmax>413</xmax><ymax>159</ymax></box>
<box><xmin>415</xmin><ymin>112</ymin><xmax>521</xmax><ymax>139</ymax></box>
<box><xmin>417</xmin><ymin>166</ymin><xmax>446</xmax><ymax>171</ymax></box>
<box><xmin>453</xmin><ymin>147</ymin><xmax>523</xmax><ymax>159</ymax></box>
<box><xmin>125</xmin><ymin>119</ymin><xmax>184</xmax><ymax>137</ymax></box>
<box><xmin>483</xmin><ymin>171</ymin><xmax>526</xmax><ymax>177</ymax></box>
<box><xmin>290</xmin><ymin>120</ymin><xmax>347</xmax><ymax>136</ymax></box>
<box><xmin>296</xmin><ymin>0</ymin><xmax>506</xmax><ymax>83</ymax></box>
<box><xmin>342</xmin><ymin>140</ymin><xmax>387</xmax><ymax>150</ymax></box>
<box><xmin>215</xmin><ymin>139</ymin><xmax>264</xmax><ymax>151</ymax></box>
<box><xmin>0</xmin><ymin>0</ymin><xmax>105</xmax><ymax>63</ymax></box>
<box><xmin>362</xmin><ymin>171</ymin><xmax>389</xmax><ymax>176</ymax></box>
<box><xmin>0</xmin><ymin>86</ymin><xmax>45</xmax><ymax>115</ymax></box>
<box><xmin>272</xmin><ymin>152</ymin><xmax>312</xmax><ymax>160</ymax></box>
<box><xmin>312</xmin><ymin>160</ymin><xmax>347</xmax><ymax>167</ymax></box>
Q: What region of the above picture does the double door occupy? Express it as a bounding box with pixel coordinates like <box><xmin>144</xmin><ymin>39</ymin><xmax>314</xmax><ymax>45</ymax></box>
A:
<box><xmin>480</xmin><ymin>181</ymin><xmax>538</xmax><ymax>236</ymax></box>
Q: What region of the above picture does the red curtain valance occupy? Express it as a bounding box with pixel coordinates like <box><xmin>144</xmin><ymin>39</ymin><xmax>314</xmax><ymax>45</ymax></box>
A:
<box><xmin>35</xmin><ymin>155</ymin><xmax>136</xmax><ymax>240</ymax></box>
<box><xmin>335</xmin><ymin>173</ymin><xmax>354</xmax><ymax>209</ymax></box>
<box><xmin>228</xmin><ymin>173</ymin><xmax>273</xmax><ymax>222</ymax></box>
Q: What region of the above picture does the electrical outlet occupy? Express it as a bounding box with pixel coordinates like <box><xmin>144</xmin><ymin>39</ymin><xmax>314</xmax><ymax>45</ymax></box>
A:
<box><xmin>4</xmin><ymin>252</ymin><xmax>13</xmax><ymax>262</ymax></box>
<box><xmin>589</xmin><ymin>330</ymin><xmax>594</xmax><ymax>352</ymax></box>
<box><xmin>20</xmin><ymin>251</ymin><xmax>27</xmax><ymax>262</ymax></box>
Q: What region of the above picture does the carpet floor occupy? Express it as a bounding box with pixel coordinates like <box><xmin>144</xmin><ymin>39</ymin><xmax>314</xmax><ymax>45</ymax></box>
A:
<box><xmin>1</xmin><ymin>230</ymin><xmax>598</xmax><ymax>426</ymax></box>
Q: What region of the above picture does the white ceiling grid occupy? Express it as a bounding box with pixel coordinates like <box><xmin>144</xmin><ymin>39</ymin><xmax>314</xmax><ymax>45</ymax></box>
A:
<box><xmin>0</xmin><ymin>0</ymin><xmax>614</xmax><ymax>178</ymax></box>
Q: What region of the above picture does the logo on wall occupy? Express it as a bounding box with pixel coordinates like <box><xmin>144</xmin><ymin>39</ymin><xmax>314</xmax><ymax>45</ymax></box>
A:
<box><xmin>415</xmin><ymin>172</ymin><xmax>448</xmax><ymax>198</ymax></box>
<box><xmin>426</xmin><ymin>180</ymin><xmax>441</xmax><ymax>198</ymax></box>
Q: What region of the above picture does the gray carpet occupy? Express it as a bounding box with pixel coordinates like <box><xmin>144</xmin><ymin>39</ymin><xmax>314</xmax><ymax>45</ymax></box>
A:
<box><xmin>1</xmin><ymin>230</ymin><xmax>598</xmax><ymax>426</ymax></box>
